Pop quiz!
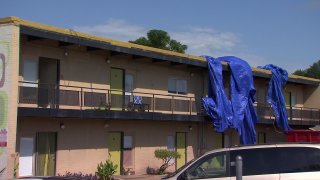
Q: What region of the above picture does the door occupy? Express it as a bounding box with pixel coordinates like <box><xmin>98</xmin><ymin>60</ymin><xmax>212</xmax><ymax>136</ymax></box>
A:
<box><xmin>110</xmin><ymin>68</ymin><xmax>124</xmax><ymax>110</ymax></box>
<box><xmin>108</xmin><ymin>132</ymin><xmax>122</xmax><ymax>175</ymax></box>
<box><xmin>19</xmin><ymin>137</ymin><xmax>34</xmax><ymax>177</ymax></box>
<box><xmin>176</xmin><ymin>132</ymin><xmax>186</xmax><ymax>169</ymax></box>
<box><xmin>38</xmin><ymin>58</ymin><xmax>59</xmax><ymax>108</ymax></box>
<box><xmin>36</xmin><ymin>132</ymin><xmax>57</xmax><ymax>176</ymax></box>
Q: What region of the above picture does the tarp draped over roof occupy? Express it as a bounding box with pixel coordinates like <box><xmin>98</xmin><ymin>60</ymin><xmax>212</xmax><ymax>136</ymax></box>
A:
<box><xmin>258</xmin><ymin>64</ymin><xmax>292</xmax><ymax>132</ymax></box>
<box><xmin>202</xmin><ymin>56</ymin><xmax>258</xmax><ymax>145</ymax></box>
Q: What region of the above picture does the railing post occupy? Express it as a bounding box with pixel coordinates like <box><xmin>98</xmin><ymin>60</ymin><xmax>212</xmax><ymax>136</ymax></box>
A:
<box><xmin>189</xmin><ymin>97</ymin><xmax>192</xmax><ymax>116</ymax></box>
<box><xmin>171</xmin><ymin>95</ymin><xmax>174</xmax><ymax>115</ymax></box>
<box><xmin>152</xmin><ymin>94</ymin><xmax>155</xmax><ymax>113</ymax></box>
<box><xmin>80</xmin><ymin>87</ymin><xmax>83</xmax><ymax>110</ymax></box>
<box><xmin>108</xmin><ymin>89</ymin><xmax>111</xmax><ymax>108</ymax></box>
<box><xmin>300</xmin><ymin>107</ymin><xmax>303</xmax><ymax>124</ymax></box>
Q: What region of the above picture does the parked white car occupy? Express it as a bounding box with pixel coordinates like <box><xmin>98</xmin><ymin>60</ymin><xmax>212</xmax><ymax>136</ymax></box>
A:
<box><xmin>162</xmin><ymin>143</ymin><xmax>320</xmax><ymax>180</ymax></box>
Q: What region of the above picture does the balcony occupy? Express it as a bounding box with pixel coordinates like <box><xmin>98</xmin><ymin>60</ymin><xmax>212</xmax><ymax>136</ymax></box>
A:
<box><xmin>18</xmin><ymin>82</ymin><xmax>201</xmax><ymax>121</ymax></box>
<box><xmin>18</xmin><ymin>82</ymin><xmax>320</xmax><ymax>125</ymax></box>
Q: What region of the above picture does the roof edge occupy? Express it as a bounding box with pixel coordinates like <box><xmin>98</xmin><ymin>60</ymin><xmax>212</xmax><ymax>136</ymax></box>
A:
<box><xmin>2</xmin><ymin>16</ymin><xmax>319</xmax><ymax>84</ymax></box>
<box><xmin>0</xmin><ymin>16</ymin><xmax>21</xmax><ymax>25</ymax></box>
<box><xmin>14</xmin><ymin>17</ymin><xmax>205</xmax><ymax>62</ymax></box>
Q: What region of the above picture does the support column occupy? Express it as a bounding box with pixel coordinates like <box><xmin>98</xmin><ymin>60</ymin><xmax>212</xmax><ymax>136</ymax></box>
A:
<box><xmin>0</xmin><ymin>19</ymin><xmax>20</xmax><ymax>179</ymax></box>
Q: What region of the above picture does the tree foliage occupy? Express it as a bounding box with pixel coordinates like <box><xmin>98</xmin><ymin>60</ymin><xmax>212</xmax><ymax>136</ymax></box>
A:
<box><xmin>129</xmin><ymin>29</ymin><xmax>188</xmax><ymax>53</ymax></box>
<box><xmin>154</xmin><ymin>149</ymin><xmax>181</xmax><ymax>174</ymax></box>
<box><xmin>96</xmin><ymin>159</ymin><xmax>118</xmax><ymax>180</ymax></box>
<box><xmin>293</xmin><ymin>60</ymin><xmax>320</xmax><ymax>79</ymax></box>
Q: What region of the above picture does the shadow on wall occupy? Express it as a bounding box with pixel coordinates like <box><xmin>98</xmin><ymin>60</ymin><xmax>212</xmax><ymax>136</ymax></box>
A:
<box><xmin>17</xmin><ymin>117</ymin><xmax>197</xmax><ymax>159</ymax></box>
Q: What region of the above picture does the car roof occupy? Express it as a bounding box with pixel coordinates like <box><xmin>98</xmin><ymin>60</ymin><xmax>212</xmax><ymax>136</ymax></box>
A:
<box><xmin>204</xmin><ymin>143</ymin><xmax>320</xmax><ymax>154</ymax></box>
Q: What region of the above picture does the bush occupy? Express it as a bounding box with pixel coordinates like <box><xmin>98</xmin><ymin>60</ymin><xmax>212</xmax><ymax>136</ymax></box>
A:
<box><xmin>154</xmin><ymin>149</ymin><xmax>181</xmax><ymax>174</ymax></box>
<box><xmin>146</xmin><ymin>166</ymin><xmax>158</xmax><ymax>175</ymax></box>
<box><xmin>96</xmin><ymin>159</ymin><xmax>118</xmax><ymax>180</ymax></box>
<box><xmin>58</xmin><ymin>172</ymin><xmax>98</xmax><ymax>180</ymax></box>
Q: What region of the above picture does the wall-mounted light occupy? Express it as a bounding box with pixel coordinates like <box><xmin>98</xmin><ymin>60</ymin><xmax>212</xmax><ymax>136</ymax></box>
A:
<box><xmin>104</xmin><ymin>122</ymin><xmax>109</xmax><ymax>128</ymax></box>
<box><xmin>64</xmin><ymin>49</ymin><xmax>68</xmax><ymax>56</ymax></box>
<box><xmin>188</xmin><ymin>125</ymin><xmax>193</xmax><ymax>131</ymax></box>
<box><xmin>60</xmin><ymin>123</ymin><xmax>65</xmax><ymax>129</ymax></box>
<box><xmin>190</xmin><ymin>72</ymin><xmax>195</xmax><ymax>77</ymax></box>
<box><xmin>106</xmin><ymin>58</ymin><xmax>111</xmax><ymax>64</ymax></box>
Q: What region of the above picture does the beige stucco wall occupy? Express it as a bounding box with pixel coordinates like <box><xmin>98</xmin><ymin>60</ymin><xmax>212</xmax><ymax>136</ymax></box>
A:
<box><xmin>17</xmin><ymin>117</ymin><xmax>287</xmax><ymax>176</ymax></box>
<box><xmin>20</xmin><ymin>40</ymin><xmax>204</xmax><ymax>98</ymax></box>
<box><xmin>17</xmin><ymin>118</ymin><xmax>204</xmax><ymax>175</ymax></box>
<box><xmin>0</xmin><ymin>23</ymin><xmax>20</xmax><ymax>179</ymax></box>
<box><xmin>303</xmin><ymin>85</ymin><xmax>320</xmax><ymax>109</ymax></box>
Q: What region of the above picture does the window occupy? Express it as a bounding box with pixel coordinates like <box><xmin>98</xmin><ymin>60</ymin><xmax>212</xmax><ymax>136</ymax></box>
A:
<box><xmin>23</xmin><ymin>59</ymin><xmax>38</xmax><ymax>87</ymax></box>
<box><xmin>168</xmin><ymin>78</ymin><xmax>187</xmax><ymax>95</ymax></box>
<box><xmin>167</xmin><ymin>136</ymin><xmax>175</xmax><ymax>151</ymax></box>
<box><xmin>186</xmin><ymin>152</ymin><xmax>229</xmax><ymax>179</ymax></box>
<box><xmin>125</xmin><ymin>74</ymin><xmax>134</xmax><ymax>93</ymax></box>
<box><xmin>279</xmin><ymin>147</ymin><xmax>320</xmax><ymax>173</ymax></box>
<box><xmin>257</xmin><ymin>132</ymin><xmax>266</xmax><ymax>144</ymax></box>
<box><xmin>123</xmin><ymin>136</ymin><xmax>133</xmax><ymax>149</ymax></box>
<box><xmin>230</xmin><ymin>148</ymin><xmax>279</xmax><ymax>176</ymax></box>
<box><xmin>125</xmin><ymin>74</ymin><xmax>134</xmax><ymax>105</ymax></box>
<box><xmin>285</xmin><ymin>91</ymin><xmax>296</xmax><ymax>107</ymax></box>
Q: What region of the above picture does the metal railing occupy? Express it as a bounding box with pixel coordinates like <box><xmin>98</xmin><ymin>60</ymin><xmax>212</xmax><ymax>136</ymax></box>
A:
<box><xmin>254</xmin><ymin>102</ymin><xmax>320</xmax><ymax>124</ymax></box>
<box><xmin>18</xmin><ymin>81</ymin><xmax>200</xmax><ymax>115</ymax></box>
<box><xmin>18</xmin><ymin>81</ymin><xmax>320</xmax><ymax>124</ymax></box>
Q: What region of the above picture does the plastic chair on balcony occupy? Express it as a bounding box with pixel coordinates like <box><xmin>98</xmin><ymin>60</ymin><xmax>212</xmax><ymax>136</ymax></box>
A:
<box><xmin>127</xmin><ymin>95</ymin><xmax>149</xmax><ymax>112</ymax></box>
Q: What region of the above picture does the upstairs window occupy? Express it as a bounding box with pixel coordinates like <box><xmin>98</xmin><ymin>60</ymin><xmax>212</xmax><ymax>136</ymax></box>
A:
<box><xmin>125</xmin><ymin>74</ymin><xmax>134</xmax><ymax>93</ymax></box>
<box><xmin>168</xmin><ymin>78</ymin><xmax>187</xmax><ymax>95</ymax></box>
<box><xmin>23</xmin><ymin>59</ymin><xmax>38</xmax><ymax>87</ymax></box>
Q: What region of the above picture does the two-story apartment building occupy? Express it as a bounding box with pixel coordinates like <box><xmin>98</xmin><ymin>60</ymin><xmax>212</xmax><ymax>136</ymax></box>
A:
<box><xmin>0</xmin><ymin>17</ymin><xmax>319</xmax><ymax>178</ymax></box>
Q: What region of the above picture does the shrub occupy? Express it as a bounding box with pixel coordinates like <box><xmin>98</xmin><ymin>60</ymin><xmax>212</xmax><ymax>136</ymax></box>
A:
<box><xmin>96</xmin><ymin>159</ymin><xmax>118</xmax><ymax>180</ymax></box>
<box><xmin>58</xmin><ymin>172</ymin><xmax>98</xmax><ymax>180</ymax></box>
<box><xmin>154</xmin><ymin>149</ymin><xmax>181</xmax><ymax>174</ymax></box>
<box><xmin>146</xmin><ymin>166</ymin><xmax>158</xmax><ymax>175</ymax></box>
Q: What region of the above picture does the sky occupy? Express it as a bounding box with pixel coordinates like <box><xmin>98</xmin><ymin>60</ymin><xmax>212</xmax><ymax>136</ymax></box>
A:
<box><xmin>1</xmin><ymin>0</ymin><xmax>320</xmax><ymax>73</ymax></box>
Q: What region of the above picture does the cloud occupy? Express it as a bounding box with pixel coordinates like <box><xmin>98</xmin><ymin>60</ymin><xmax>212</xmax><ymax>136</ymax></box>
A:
<box><xmin>170</xmin><ymin>27</ymin><xmax>240</xmax><ymax>56</ymax></box>
<box><xmin>74</xmin><ymin>19</ymin><xmax>147</xmax><ymax>41</ymax></box>
<box><xmin>74</xmin><ymin>19</ymin><xmax>267</xmax><ymax>67</ymax></box>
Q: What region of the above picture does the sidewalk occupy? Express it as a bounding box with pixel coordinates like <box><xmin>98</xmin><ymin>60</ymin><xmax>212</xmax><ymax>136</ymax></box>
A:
<box><xmin>114</xmin><ymin>174</ymin><xmax>165</xmax><ymax>180</ymax></box>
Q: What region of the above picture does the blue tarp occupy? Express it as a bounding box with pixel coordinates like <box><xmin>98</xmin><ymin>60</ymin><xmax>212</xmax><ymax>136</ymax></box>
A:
<box><xmin>258</xmin><ymin>64</ymin><xmax>292</xmax><ymax>132</ymax></box>
<box><xmin>202</xmin><ymin>56</ymin><xmax>258</xmax><ymax>145</ymax></box>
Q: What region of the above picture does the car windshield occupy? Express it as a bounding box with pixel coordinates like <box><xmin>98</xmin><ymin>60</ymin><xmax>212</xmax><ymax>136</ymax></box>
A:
<box><xmin>162</xmin><ymin>159</ymin><xmax>196</xmax><ymax>179</ymax></box>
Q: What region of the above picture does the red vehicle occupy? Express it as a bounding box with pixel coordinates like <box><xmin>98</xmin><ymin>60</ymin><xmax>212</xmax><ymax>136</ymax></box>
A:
<box><xmin>287</xmin><ymin>130</ymin><xmax>320</xmax><ymax>142</ymax></box>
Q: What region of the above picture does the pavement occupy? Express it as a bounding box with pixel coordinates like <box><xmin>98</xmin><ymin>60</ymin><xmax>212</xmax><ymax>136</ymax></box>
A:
<box><xmin>113</xmin><ymin>174</ymin><xmax>166</xmax><ymax>180</ymax></box>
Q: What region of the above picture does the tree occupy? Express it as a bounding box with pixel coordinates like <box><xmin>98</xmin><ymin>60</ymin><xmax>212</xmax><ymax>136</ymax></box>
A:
<box><xmin>154</xmin><ymin>149</ymin><xmax>181</xmax><ymax>174</ymax></box>
<box><xmin>293</xmin><ymin>60</ymin><xmax>320</xmax><ymax>79</ymax></box>
<box><xmin>129</xmin><ymin>29</ymin><xmax>188</xmax><ymax>53</ymax></box>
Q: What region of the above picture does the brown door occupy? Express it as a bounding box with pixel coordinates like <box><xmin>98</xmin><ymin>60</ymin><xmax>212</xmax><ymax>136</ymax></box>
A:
<box><xmin>38</xmin><ymin>57</ymin><xmax>59</xmax><ymax>108</ymax></box>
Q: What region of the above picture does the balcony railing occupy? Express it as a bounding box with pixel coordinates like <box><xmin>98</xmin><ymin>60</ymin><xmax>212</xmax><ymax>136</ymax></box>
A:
<box><xmin>18</xmin><ymin>81</ymin><xmax>200</xmax><ymax>115</ymax></box>
<box><xmin>255</xmin><ymin>103</ymin><xmax>320</xmax><ymax>125</ymax></box>
<box><xmin>18</xmin><ymin>81</ymin><xmax>320</xmax><ymax>124</ymax></box>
